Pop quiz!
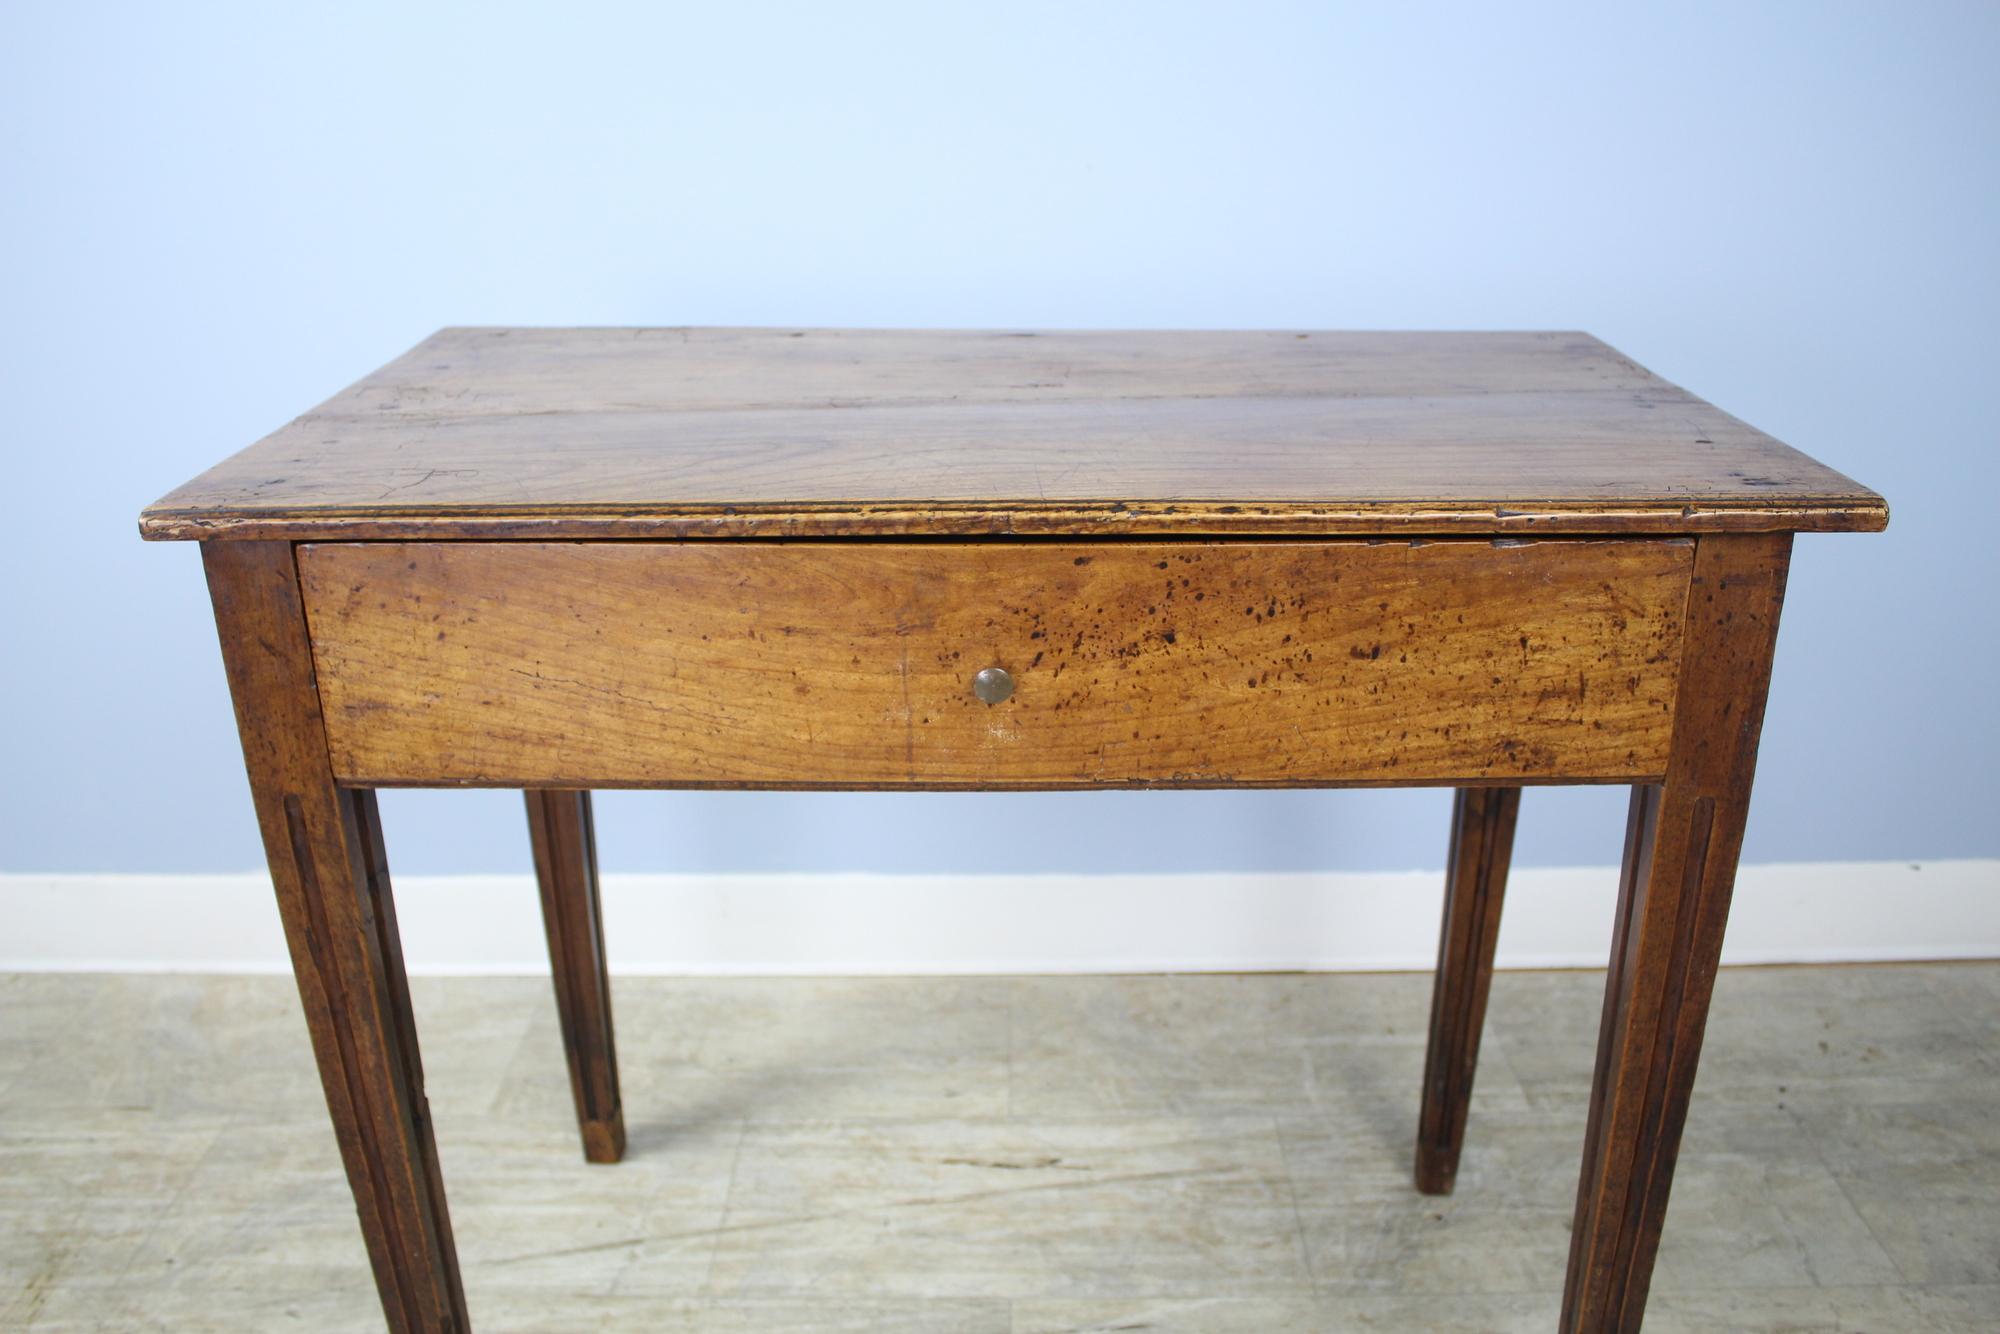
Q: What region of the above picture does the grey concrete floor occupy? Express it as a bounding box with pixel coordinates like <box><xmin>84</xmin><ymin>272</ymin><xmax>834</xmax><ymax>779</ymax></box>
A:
<box><xmin>2</xmin><ymin>965</ymin><xmax>1997</xmax><ymax>1332</ymax></box>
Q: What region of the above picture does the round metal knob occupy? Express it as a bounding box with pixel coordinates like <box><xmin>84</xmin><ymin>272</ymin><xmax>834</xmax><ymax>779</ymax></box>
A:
<box><xmin>971</xmin><ymin>666</ymin><xmax>1015</xmax><ymax>704</ymax></box>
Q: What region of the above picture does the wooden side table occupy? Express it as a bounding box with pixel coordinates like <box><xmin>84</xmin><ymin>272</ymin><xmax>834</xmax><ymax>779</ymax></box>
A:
<box><xmin>142</xmin><ymin>329</ymin><xmax>1886</xmax><ymax>1332</ymax></box>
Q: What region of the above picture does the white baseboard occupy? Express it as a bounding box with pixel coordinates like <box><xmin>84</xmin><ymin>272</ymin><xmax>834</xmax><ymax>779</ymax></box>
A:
<box><xmin>1</xmin><ymin>860</ymin><xmax>1993</xmax><ymax>975</ymax></box>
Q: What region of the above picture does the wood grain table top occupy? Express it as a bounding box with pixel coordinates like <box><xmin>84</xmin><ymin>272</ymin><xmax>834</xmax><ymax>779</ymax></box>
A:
<box><xmin>141</xmin><ymin>328</ymin><xmax>1885</xmax><ymax>541</ymax></box>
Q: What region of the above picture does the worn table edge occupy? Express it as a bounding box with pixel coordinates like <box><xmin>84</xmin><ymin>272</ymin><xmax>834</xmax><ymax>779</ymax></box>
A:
<box><xmin>137</xmin><ymin>494</ymin><xmax>1890</xmax><ymax>541</ymax></box>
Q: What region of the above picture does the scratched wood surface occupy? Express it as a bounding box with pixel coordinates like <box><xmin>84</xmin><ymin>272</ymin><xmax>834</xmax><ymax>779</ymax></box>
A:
<box><xmin>297</xmin><ymin>538</ymin><xmax>1693</xmax><ymax>789</ymax></box>
<box><xmin>141</xmin><ymin>329</ymin><xmax>1886</xmax><ymax>540</ymax></box>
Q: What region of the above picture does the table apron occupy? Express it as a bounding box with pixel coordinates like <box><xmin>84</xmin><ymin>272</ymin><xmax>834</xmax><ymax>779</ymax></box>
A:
<box><xmin>294</xmin><ymin>538</ymin><xmax>1694</xmax><ymax>789</ymax></box>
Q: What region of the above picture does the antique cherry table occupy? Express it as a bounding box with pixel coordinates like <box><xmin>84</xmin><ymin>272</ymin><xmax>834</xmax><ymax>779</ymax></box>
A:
<box><xmin>142</xmin><ymin>329</ymin><xmax>1886</xmax><ymax>1332</ymax></box>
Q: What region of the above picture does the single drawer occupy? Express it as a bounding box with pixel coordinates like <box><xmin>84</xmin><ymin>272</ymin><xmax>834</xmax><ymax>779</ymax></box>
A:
<box><xmin>297</xmin><ymin>539</ymin><xmax>1692</xmax><ymax>788</ymax></box>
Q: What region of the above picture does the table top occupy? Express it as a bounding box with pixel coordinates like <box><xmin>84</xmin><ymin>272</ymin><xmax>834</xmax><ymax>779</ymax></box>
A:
<box><xmin>140</xmin><ymin>328</ymin><xmax>1885</xmax><ymax>541</ymax></box>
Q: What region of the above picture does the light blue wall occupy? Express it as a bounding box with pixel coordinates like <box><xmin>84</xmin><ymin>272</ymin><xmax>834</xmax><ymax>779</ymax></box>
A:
<box><xmin>3</xmin><ymin>2</ymin><xmax>1994</xmax><ymax>876</ymax></box>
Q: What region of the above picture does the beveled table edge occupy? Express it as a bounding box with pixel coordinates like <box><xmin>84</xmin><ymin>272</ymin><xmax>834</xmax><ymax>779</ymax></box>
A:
<box><xmin>138</xmin><ymin>495</ymin><xmax>1889</xmax><ymax>542</ymax></box>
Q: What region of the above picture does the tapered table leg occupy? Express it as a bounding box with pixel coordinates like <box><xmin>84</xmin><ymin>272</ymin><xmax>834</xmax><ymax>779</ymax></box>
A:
<box><xmin>1561</xmin><ymin>533</ymin><xmax>1792</xmax><ymax>1333</ymax></box>
<box><xmin>524</xmin><ymin>789</ymin><xmax>625</xmax><ymax>1163</ymax></box>
<box><xmin>206</xmin><ymin>541</ymin><xmax>468</xmax><ymax>1334</ymax></box>
<box><xmin>1416</xmin><ymin>784</ymin><xmax>1522</xmax><ymax>1194</ymax></box>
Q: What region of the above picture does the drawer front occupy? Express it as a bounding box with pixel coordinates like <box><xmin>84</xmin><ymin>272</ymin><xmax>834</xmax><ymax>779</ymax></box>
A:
<box><xmin>298</xmin><ymin>539</ymin><xmax>1691</xmax><ymax>788</ymax></box>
